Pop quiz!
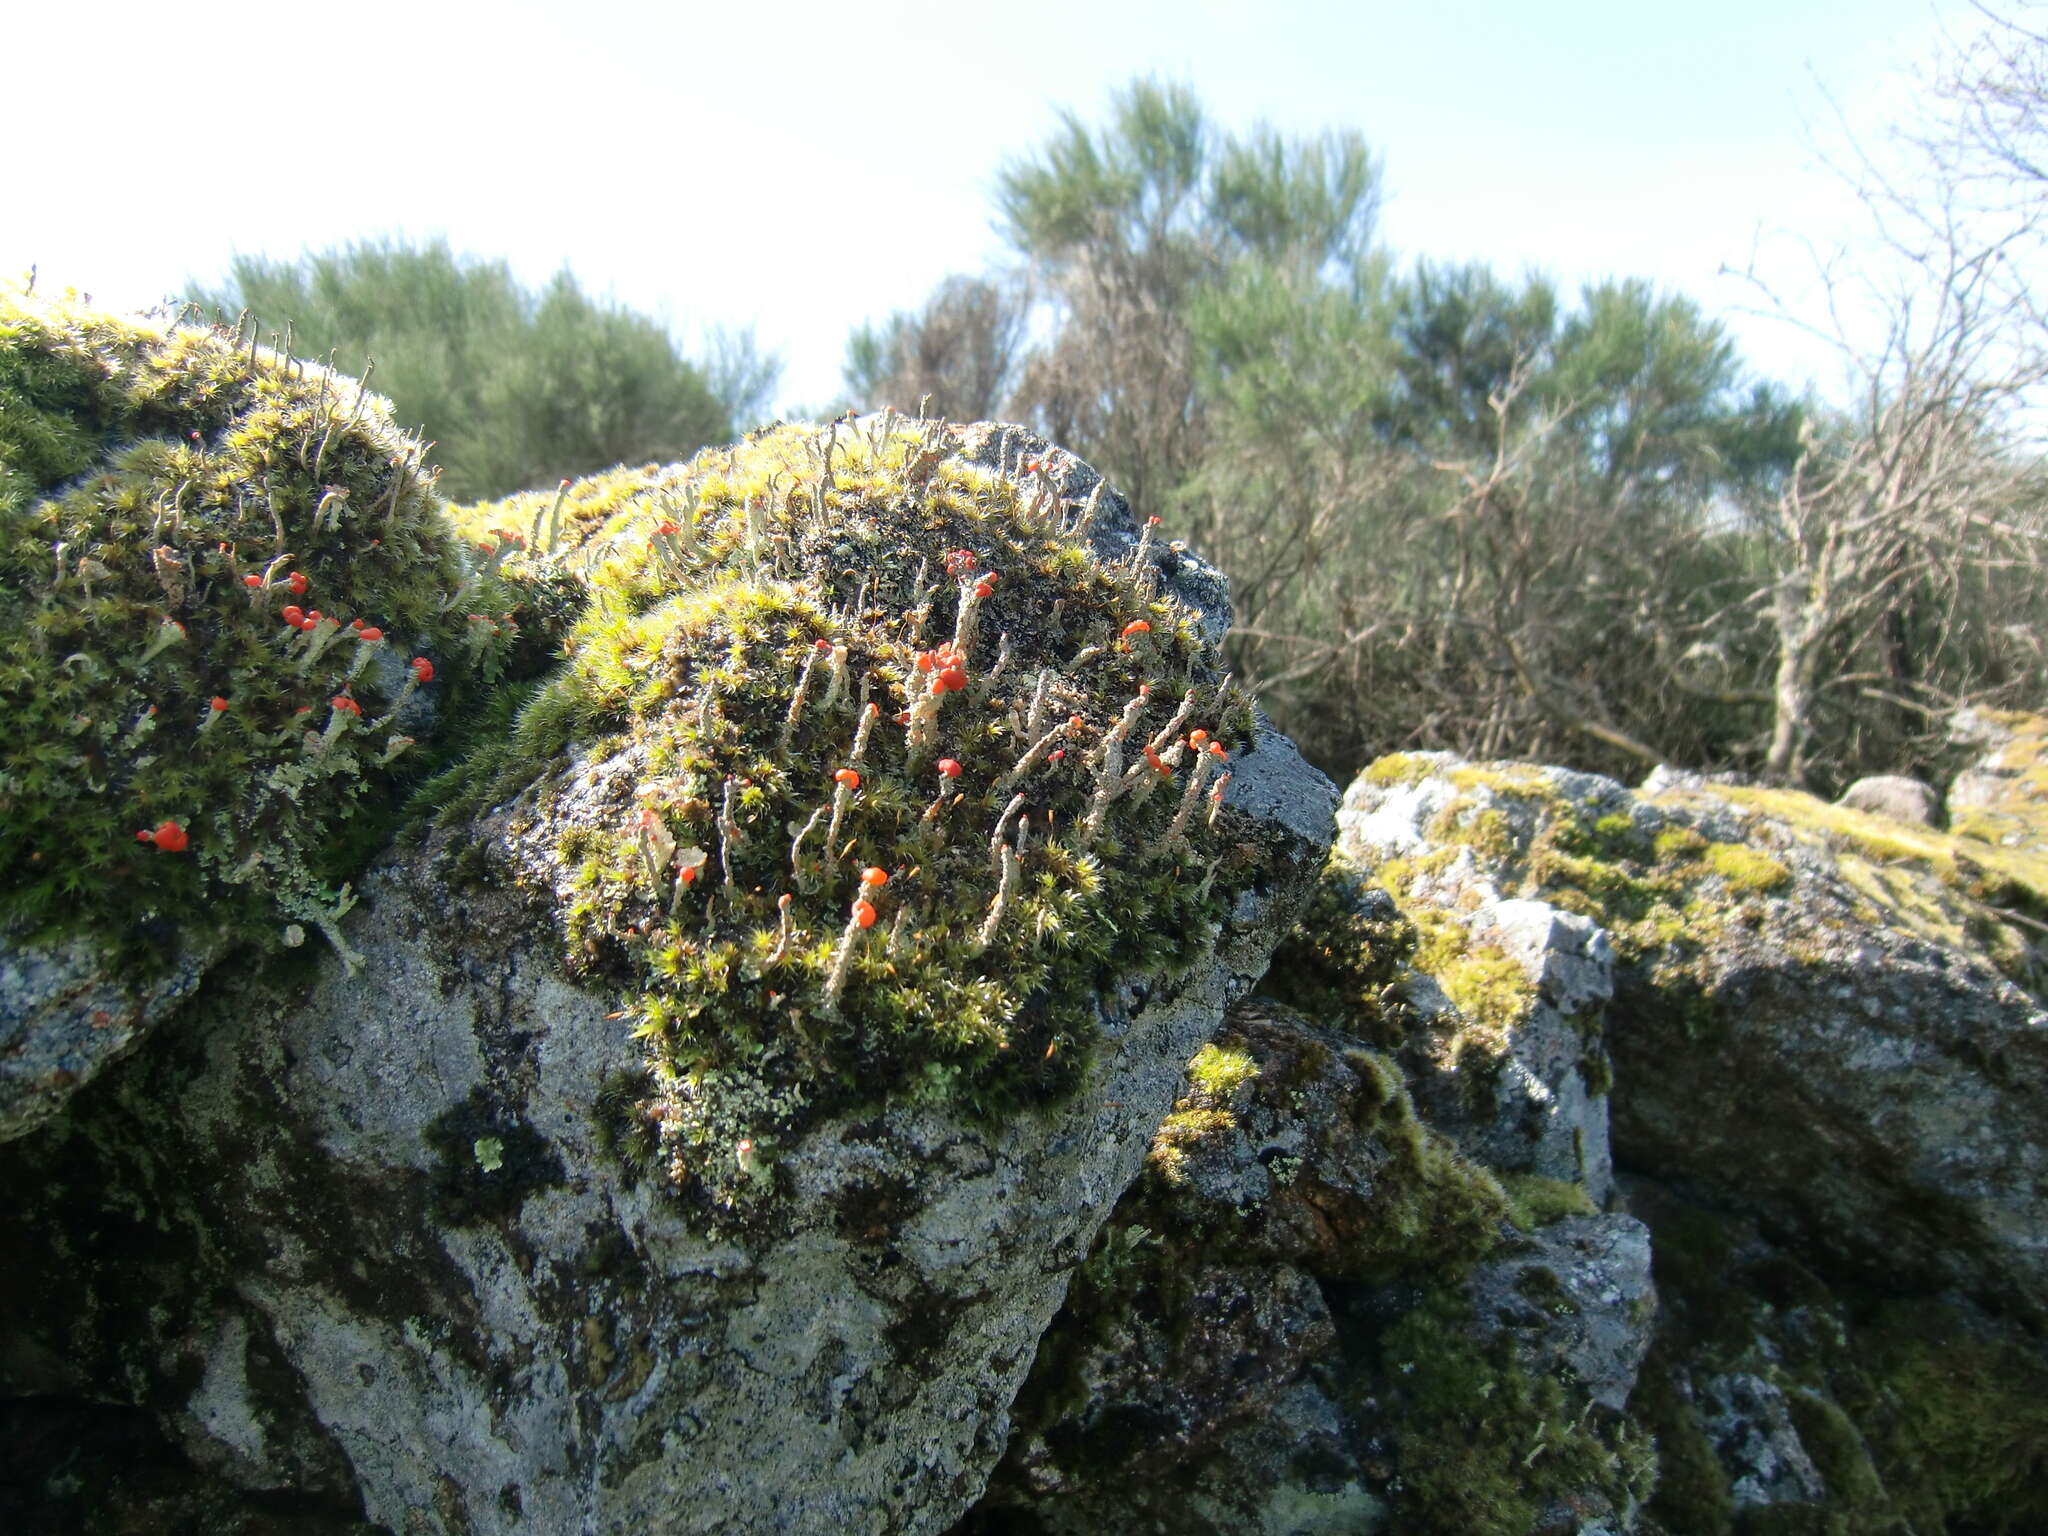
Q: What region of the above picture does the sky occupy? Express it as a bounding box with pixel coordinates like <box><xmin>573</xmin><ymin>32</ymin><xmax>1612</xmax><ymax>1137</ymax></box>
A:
<box><xmin>4</xmin><ymin>0</ymin><xmax>1977</xmax><ymax>413</ymax></box>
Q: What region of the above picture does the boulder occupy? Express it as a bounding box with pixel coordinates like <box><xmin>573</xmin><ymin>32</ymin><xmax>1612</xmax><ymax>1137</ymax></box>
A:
<box><xmin>0</xmin><ymin>288</ymin><xmax>520</xmax><ymax>1143</ymax></box>
<box><xmin>1835</xmin><ymin>773</ymin><xmax>1939</xmax><ymax>826</ymax></box>
<box><xmin>1</xmin><ymin>420</ymin><xmax>1334</xmax><ymax>1534</ymax></box>
<box><xmin>1337</xmin><ymin>752</ymin><xmax>2048</xmax><ymax>1322</ymax></box>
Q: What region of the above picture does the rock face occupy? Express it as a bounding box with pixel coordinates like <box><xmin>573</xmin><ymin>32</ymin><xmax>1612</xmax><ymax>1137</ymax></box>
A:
<box><xmin>965</xmin><ymin>990</ymin><xmax>1655</xmax><ymax>1536</ymax></box>
<box><xmin>1333</xmin><ymin>758</ymin><xmax>1620</xmax><ymax>1206</ymax></box>
<box><xmin>0</xmin><ymin>422</ymin><xmax>1334</xmax><ymax>1534</ymax></box>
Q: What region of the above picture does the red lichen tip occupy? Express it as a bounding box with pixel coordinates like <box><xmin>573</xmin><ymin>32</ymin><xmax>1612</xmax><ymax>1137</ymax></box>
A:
<box><xmin>286</xmin><ymin>571</ymin><xmax>309</xmax><ymax>596</ymax></box>
<box><xmin>241</xmin><ymin>573</ymin><xmax>261</xmax><ymax>588</ymax></box>
<box><xmin>1121</xmin><ymin>620</ymin><xmax>1151</xmax><ymax>639</ymax></box>
<box><xmin>139</xmin><ymin>820</ymin><xmax>188</xmax><ymax>853</ymax></box>
<box><xmin>209</xmin><ymin>696</ymin><xmax>229</xmax><ymax>713</ymax></box>
<box><xmin>834</xmin><ymin>768</ymin><xmax>861</xmax><ymax>790</ymax></box>
<box><xmin>357</xmin><ymin>626</ymin><xmax>384</xmax><ymax>643</ymax></box>
<box><xmin>860</xmin><ymin>866</ymin><xmax>888</xmax><ymax>888</ymax></box>
<box><xmin>852</xmin><ymin>899</ymin><xmax>878</xmax><ymax>929</ymax></box>
<box><xmin>330</xmin><ymin>695</ymin><xmax>362</xmax><ymax>716</ymax></box>
<box><xmin>409</xmin><ymin>657</ymin><xmax>434</xmax><ymax>683</ymax></box>
<box><xmin>937</xmin><ymin>759</ymin><xmax>962</xmax><ymax>779</ymax></box>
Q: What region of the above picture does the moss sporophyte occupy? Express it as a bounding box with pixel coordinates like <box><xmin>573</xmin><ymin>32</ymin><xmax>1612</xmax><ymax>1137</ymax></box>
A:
<box><xmin>0</xmin><ymin>284</ymin><xmax>521</xmax><ymax>971</ymax></box>
<box><xmin>450</xmin><ymin>416</ymin><xmax>1260</xmax><ymax>1214</ymax></box>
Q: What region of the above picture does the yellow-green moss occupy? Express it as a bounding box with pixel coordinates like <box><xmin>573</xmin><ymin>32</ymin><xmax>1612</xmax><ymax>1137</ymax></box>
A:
<box><xmin>1500</xmin><ymin>1172</ymin><xmax>1598</xmax><ymax>1231</ymax></box>
<box><xmin>1363</xmin><ymin>751</ymin><xmax>1437</xmax><ymax>787</ymax></box>
<box><xmin>1702</xmin><ymin>840</ymin><xmax>1792</xmax><ymax>894</ymax></box>
<box><xmin>0</xmin><ymin>285</ymin><xmax>518</xmax><ymax>965</ymax></box>
<box><xmin>1186</xmin><ymin>1042</ymin><xmax>1257</xmax><ymax>1098</ymax></box>
<box><xmin>439</xmin><ymin>418</ymin><xmax>1258</xmax><ymax>1214</ymax></box>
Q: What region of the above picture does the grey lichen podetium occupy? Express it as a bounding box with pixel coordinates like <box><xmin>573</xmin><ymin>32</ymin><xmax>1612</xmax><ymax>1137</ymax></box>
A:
<box><xmin>463</xmin><ymin>417</ymin><xmax>1261</xmax><ymax>1218</ymax></box>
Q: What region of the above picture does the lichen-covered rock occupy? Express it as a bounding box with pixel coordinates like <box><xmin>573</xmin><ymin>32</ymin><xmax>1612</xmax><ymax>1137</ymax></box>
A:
<box><xmin>965</xmin><ymin>1000</ymin><xmax>1655</xmax><ymax>1536</ymax></box>
<box><xmin>1836</xmin><ymin>773</ymin><xmax>1939</xmax><ymax>826</ymax></box>
<box><xmin>1332</xmin><ymin>756</ymin><xmax>1621</xmax><ymax>1205</ymax></box>
<box><xmin>1947</xmin><ymin>706</ymin><xmax>2048</xmax><ymax>854</ymax></box>
<box><xmin>2</xmin><ymin>420</ymin><xmax>1334</xmax><ymax>1535</ymax></box>
<box><xmin>0</xmin><ymin>287</ymin><xmax>522</xmax><ymax>1141</ymax></box>
<box><xmin>1625</xmin><ymin>1173</ymin><xmax>2048</xmax><ymax>1536</ymax></box>
<box><xmin>1337</xmin><ymin>751</ymin><xmax>2048</xmax><ymax>1323</ymax></box>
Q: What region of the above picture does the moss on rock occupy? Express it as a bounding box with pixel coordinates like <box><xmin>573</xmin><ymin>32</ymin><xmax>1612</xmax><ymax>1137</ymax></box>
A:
<box><xmin>436</xmin><ymin>417</ymin><xmax>1260</xmax><ymax>1211</ymax></box>
<box><xmin>0</xmin><ymin>286</ymin><xmax>516</xmax><ymax>968</ymax></box>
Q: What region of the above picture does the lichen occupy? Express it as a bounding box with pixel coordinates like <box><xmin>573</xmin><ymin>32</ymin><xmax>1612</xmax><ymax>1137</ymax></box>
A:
<box><xmin>0</xmin><ymin>284</ymin><xmax>518</xmax><ymax>967</ymax></box>
<box><xmin>437</xmin><ymin>417</ymin><xmax>1260</xmax><ymax>1214</ymax></box>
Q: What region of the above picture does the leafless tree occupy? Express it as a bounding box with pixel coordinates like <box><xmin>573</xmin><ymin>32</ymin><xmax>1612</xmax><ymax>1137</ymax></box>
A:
<box><xmin>1739</xmin><ymin>5</ymin><xmax>2048</xmax><ymax>783</ymax></box>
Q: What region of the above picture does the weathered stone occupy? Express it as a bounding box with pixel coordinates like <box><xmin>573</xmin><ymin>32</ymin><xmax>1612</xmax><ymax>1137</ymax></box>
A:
<box><xmin>1335</xmin><ymin>761</ymin><xmax>1619</xmax><ymax>1206</ymax></box>
<box><xmin>1698</xmin><ymin>1373</ymin><xmax>1828</xmax><ymax>1509</ymax></box>
<box><xmin>1836</xmin><ymin>773</ymin><xmax>1940</xmax><ymax>826</ymax></box>
<box><xmin>2</xmin><ymin>424</ymin><xmax>1335</xmax><ymax>1536</ymax></box>
<box><xmin>1462</xmin><ymin>1214</ymin><xmax>1655</xmax><ymax>1414</ymax></box>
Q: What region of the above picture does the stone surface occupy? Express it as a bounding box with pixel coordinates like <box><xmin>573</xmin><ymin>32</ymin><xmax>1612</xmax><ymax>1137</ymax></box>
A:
<box><xmin>1335</xmin><ymin>759</ymin><xmax>1619</xmax><ymax>1206</ymax></box>
<box><xmin>1836</xmin><ymin>773</ymin><xmax>1940</xmax><ymax>826</ymax></box>
<box><xmin>0</xmin><ymin>425</ymin><xmax>1336</xmax><ymax>1536</ymax></box>
<box><xmin>0</xmin><ymin>931</ymin><xmax>213</xmax><ymax>1144</ymax></box>
<box><xmin>965</xmin><ymin>1000</ymin><xmax>1653</xmax><ymax>1536</ymax></box>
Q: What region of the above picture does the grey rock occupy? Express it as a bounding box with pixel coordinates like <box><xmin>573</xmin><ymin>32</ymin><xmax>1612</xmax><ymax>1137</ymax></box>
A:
<box><xmin>1836</xmin><ymin>774</ymin><xmax>1940</xmax><ymax>826</ymax></box>
<box><xmin>1699</xmin><ymin>1373</ymin><xmax>1827</xmax><ymax>1509</ymax></box>
<box><xmin>2</xmin><ymin>428</ymin><xmax>1335</xmax><ymax>1536</ymax></box>
<box><xmin>0</xmin><ymin>930</ymin><xmax>214</xmax><ymax>1143</ymax></box>
<box><xmin>1335</xmin><ymin>768</ymin><xmax>1619</xmax><ymax>1206</ymax></box>
<box><xmin>1462</xmin><ymin>1214</ymin><xmax>1656</xmax><ymax>1412</ymax></box>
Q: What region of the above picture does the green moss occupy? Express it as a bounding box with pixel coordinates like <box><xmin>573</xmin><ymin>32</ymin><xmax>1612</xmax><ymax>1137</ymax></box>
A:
<box><xmin>1185</xmin><ymin>1041</ymin><xmax>1257</xmax><ymax>1098</ymax></box>
<box><xmin>0</xmin><ymin>285</ymin><xmax>518</xmax><ymax>967</ymax></box>
<box><xmin>1856</xmin><ymin>1300</ymin><xmax>2048</xmax><ymax>1534</ymax></box>
<box><xmin>1704</xmin><ymin>841</ymin><xmax>1792</xmax><ymax>894</ymax></box>
<box><xmin>1500</xmin><ymin>1172</ymin><xmax>1598</xmax><ymax>1231</ymax></box>
<box><xmin>1426</xmin><ymin>801</ymin><xmax>1517</xmax><ymax>862</ymax></box>
<box><xmin>1363</xmin><ymin>751</ymin><xmax>1437</xmax><ymax>787</ymax></box>
<box><xmin>438</xmin><ymin>418</ymin><xmax>1257</xmax><ymax>1215</ymax></box>
<box><xmin>1379</xmin><ymin>1290</ymin><xmax>1655</xmax><ymax>1535</ymax></box>
<box><xmin>1258</xmin><ymin>859</ymin><xmax>1418</xmax><ymax>1044</ymax></box>
<box><xmin>1635</xmin><ymin>1363</ymin><xmax>1735</xmax><ymax>1536</ymax></box>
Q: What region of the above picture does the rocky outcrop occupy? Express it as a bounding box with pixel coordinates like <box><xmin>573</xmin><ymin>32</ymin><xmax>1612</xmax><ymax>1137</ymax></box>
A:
<box><xmin>1</xmin><ymin>420</ymin><xmax>1334</xmax><ymax>1535</ymax></box>
<box><xmin>964</xmin><ymin>991</ymin><xmax>1655</xmax><ymax>1536</ymax></box>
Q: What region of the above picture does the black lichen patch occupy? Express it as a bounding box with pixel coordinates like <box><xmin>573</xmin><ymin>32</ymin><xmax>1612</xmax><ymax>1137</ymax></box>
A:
<box><xmin>423</xmin><ymin>1086</ymin><xmax>566</xmax><ymax>1226</ymax></box>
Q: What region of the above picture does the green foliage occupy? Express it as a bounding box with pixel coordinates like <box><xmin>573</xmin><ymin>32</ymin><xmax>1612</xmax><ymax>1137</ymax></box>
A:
<box><xmin>193</xmin><ymin>240</ymin><xmax>769</xmax><ymax>501</ymax></box>
<box><xmin>446</xmin><ymin>417</ymin><xmax>1260</xmax><ymax>1216</ymax></box>
<box><xmin>0</xmin><ymin>284</ymin><xmax>515</xmax><ymax>966</ymax></box>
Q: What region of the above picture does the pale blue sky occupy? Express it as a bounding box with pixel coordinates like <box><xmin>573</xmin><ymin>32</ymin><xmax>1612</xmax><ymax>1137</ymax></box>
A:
<box><xmin>7</xmin><ymin>0</ymin><xmax>1968</xmax><ymax>411</ymax></box>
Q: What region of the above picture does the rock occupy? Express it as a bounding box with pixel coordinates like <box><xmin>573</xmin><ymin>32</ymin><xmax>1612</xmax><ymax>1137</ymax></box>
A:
<box><xmin>1341</xmin><ymin>752</ymin><xmax>2048</xmax><ymax>1324</ymax></box>
<box><xmin>966</xmin><ymin>1000</ymin><xmax>1654</xmax><ymax>1536</ymax></box>
<box><xmin>1946</xmin><ymin>707</ymin><xmax>2048</xmax><ymax>853</ymax></box>
<box><xmin>1835</xmin><ymin>774</ymin><xmax>1940</xmax><ymax>826</ymax></box>
<box><xmin>1462</xmin><ymin>1214</ymin><xmax>1655</xmax><ymax>1414</ymax></box>
<box><xmin>0</xmin><ymin>289</ymin><xmax>522</xmax><ymax>1144</ymax></box>
<box><xmin>1333</xmin><ymin>758</ymin><xmax>1620</xmax><ymax>1207</ymax></box>
<box><xmin>1</xmin><ymin>421</ymin><xmax>1334</xmax><ymax>1536</ymax></box>
<box><xmin>1698</xmin><ymin>1374</ymin><xmax>1827</xmax><ymax>1509</ymax></box>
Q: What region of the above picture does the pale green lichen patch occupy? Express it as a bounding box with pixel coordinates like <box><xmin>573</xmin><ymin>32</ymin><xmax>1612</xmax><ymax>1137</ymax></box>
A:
<box><xmin>446</xmin><ymin>418</ymin><xmax>1260</xmax><ymax>1213</ymax></box>
<box><xmin>0</xmin><ymin>285</ymin><xmax>516</xmax><ymax>966</ymax></box>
